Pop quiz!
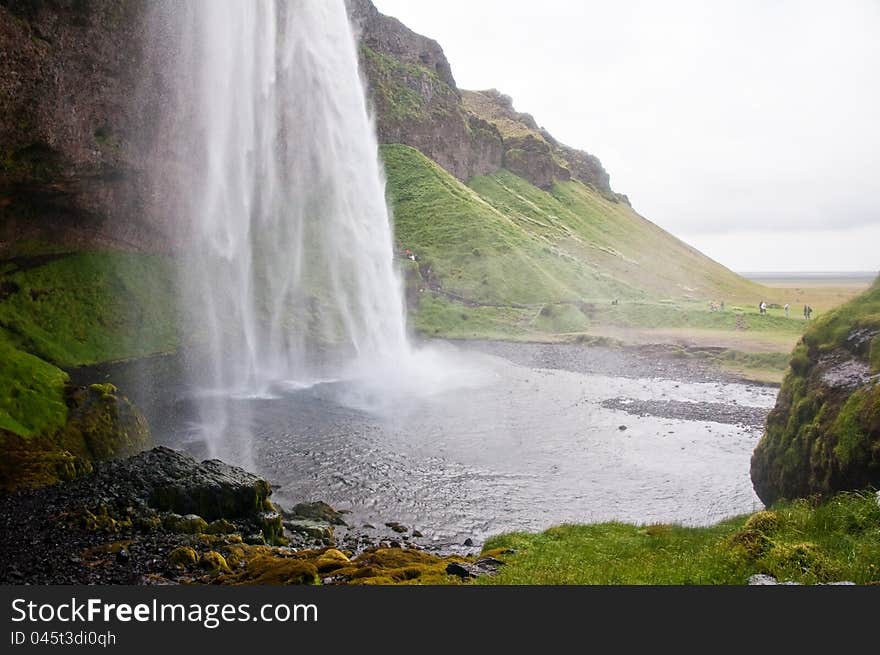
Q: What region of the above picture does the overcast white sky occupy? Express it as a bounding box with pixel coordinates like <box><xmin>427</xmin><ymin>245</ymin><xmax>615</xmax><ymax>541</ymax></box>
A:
<box><xmin>372</xmin><ymin>0</ymin><xmax>879</xmax><ymax>273</ymax></box>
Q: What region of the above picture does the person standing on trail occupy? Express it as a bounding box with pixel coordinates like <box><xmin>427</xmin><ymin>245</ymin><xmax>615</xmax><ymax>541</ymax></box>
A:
<box><xmin>760</xmin><ymin>301</ymin><xmax>767</xmax><ymax>315</ymax></box>
<box><xmin>804</xmin><ymin>305</ymin><xmax>809</xmax><ymax>319</ymax></box>
<box><xmin>784</xmin><ymin>303</ymin><xmax>790</xmax><ymax>317</ymax></box>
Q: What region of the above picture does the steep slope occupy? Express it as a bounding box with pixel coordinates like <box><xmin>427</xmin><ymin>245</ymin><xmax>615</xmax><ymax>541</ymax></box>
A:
<box><xmin>751</xmin><ymin>277</ymin><xmax>880</xmax><ymax>505</ymax></box>
<box><xmin>383</xmin><ymin>144</ymin><xmax>765</xmax><ymax>334</ymax></box>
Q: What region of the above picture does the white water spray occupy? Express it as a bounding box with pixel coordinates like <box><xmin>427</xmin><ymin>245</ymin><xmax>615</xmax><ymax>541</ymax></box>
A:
<box><xmin>158</xmin><ymin>1</ymin><xmax>411</xmax><ymax>462</ymax></box>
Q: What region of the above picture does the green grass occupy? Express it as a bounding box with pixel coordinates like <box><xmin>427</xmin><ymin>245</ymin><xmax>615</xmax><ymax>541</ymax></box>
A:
<box><xmin>409</xmin><ymin>295</ymin><xmax>533</xmax><ymax>339</ymax></box>
<box><xmin>0</xmin><ymin>251</ymin><xmax>177</xmax><ymax>440</ymax></box>
<box><xmin>711</xmin><ymin>350</ymin><xmax>792</xmax><ymax>384</ymax></box>
<box><xmin>479</xmin><ymin>491</ymin><xmax>880</xmax><ymax>584</ymax></box>
<box><xmin>0</xmin><ymin>251</ymin><xmax>178</xmax><ymax>367</ymax></box>
<box><xmin>382</xmin><ymin>144</ymin><xmax>785</xmax><ymax>345</ymax></box>
<box><xmin>384</xmin><ymin>144</ymin><xmax>602</xmax><ymax>305</ymax></box>
<box><xmin>584</xmin><ymin>302</ymin><xmax>804</xmax><ymax>334</ymax></box>
<box><xmin>0</xmin><ymin>334</ymin><xmax>68</xmax><ymax>438</ymax></box>
<box><xmin>803</xmin><ymin>276</ymin><xmax>880</xmax><ymax>360</ymax></box>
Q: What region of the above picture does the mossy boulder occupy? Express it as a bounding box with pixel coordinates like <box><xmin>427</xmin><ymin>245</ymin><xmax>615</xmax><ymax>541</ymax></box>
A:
<box><xmin>59</xmin><ymin>383</ymin><xmax>150</xmax><ymax>462</ymax></box>
<box><xmin>164</xmin><ymin>513</ymin><xmax>209</xmax><ymax>534</ymax></box>
<box><xmin>168</xmin><ymin>546</ymin><xmax>199</xmax><ymax>569</ymax></box>
<box><xmin>205</xmin><ymin>518</ymin><xmax>237</xmax><ymax>535</ymax></box>
<box><xmin>230</xmin><ymin>553</ymin><xmax>319</xmax><ymax>585</ymax></box>
<box><xmin>199</xmin><ymin>551</ymin><xmax>231</xmax><ymax>574</ymax></box>
<box><xmin>0</xmin><ymin>381</ymin><xmax>151</xmax><ymax>493</ymax></box>
<box><xmin>315</xmin><ymin>548</ymin><xmax>350</xmax><ymax>573</ymax></box>
<box><xmin>751</xmin><ymin>277</ymin><xmax>880</xmax><ymax>505</ymax></box>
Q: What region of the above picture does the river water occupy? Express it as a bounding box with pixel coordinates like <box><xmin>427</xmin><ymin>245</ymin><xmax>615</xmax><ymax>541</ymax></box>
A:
<box><xmin>85</xmin><ymin>340</ymin><xmax>776</xmax><ymax>549</ymax></box>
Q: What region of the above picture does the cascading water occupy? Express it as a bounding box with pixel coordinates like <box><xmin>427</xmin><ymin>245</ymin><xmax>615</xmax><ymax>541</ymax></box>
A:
<box><xmin>155</xmin><ymin>1</ymin><xmax>411</xmax><ymax>463</ymax></box>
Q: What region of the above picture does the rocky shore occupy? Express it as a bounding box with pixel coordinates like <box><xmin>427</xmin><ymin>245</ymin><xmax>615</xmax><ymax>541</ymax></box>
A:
<box><xmin>0</xmin><ymin>446</ymin><xmax>503</xmax><ymax>585</ymax></box>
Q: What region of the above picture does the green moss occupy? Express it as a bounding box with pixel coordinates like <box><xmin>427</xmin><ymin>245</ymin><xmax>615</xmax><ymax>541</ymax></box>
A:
<box><xmin>0</xmin><ymin>430</ymin><xmax>92</xmax><ymax>492</ymax></box>
<box><xmin>743</xmin><ymin>510</ymin><xmax>781</xmax><ymax>534</ymax></box>
<box><xmin>199</xmin><ymin>551</ymin><xmax>231</xmax><ymax>574</ymax></box>
<box><xmin>0</xmin><ymin>336</ymin><xmax>68</xmax><ymax>437</ymax></box>
<box><xmin>205</xmin><ymin>518</ymin><xmax>237</xmax><ymax>535</ymax></box>
<box><xmin>168</xmin><ymin>546</ymin><xmax>199</xmax><ymax>569</ymax></box>
<box><xmin>231</xmin><ymin>553</ymin><xmax>319</xmax><ymax>585</ymax></box>
<box><xmin>832</xmin><ymin>390</ymin><xmax>872</xmax><ymax>468</ymax></box>
<box><xmin>751</xmin><ymin>277</ymin><xmax>880</xmax><ymax>504</ymax></box>
<box><xmin>761</xmin><ymin>542</ymin><xmax>839</xmax><ymax>583</ymax></box>
<box><xmin>315</xmin><ymin>548</ymin><xmax>350</xmax><ymax>573</ymax></box>
<box><xmin>870</xmin><ymin>334</ymin><xmax>880</xmax><ymax>373</ymax></box>
<box><xmin>361</xmin><ymin>46</ymin><xmax>456</xmax><ymax>124</ymax></box>
<box><xmin>164</xmin><ymin>514</ymin><xmax>210</xmax><ymax>534</ymax></box>
<box><xmin>330</xmin><ymin>548</ymin><xmax>465</xmax><ymax>585</ymax></box>
<box><xmin>88</xmin><ymin>383</ymin><xmax>117</xmax><ymax>397</ymax></box>
<box><xmin>0</xmin><ymin>252</ymin><xmax>178</xmax><ymax>368</ymax></box>
<box><xmin>58</xmin><ymin>384</ymin><xmax>151</xmax><ymax>462</ymax></box>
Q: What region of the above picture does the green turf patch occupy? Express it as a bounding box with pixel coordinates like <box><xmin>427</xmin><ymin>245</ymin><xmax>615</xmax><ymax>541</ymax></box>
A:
<box><xmin>479</xmin><ymin>491</ymin><xmax>880</xmax><ymax>584</ymax></box>
<box><xmin>0</xmin><ymin>334</ymin><xmax>68</xmax><ymax>438</ymax></box>
<box><xmin>0</xmin><ymin>251</ymin><xmax>178</xmax><ymax>367</ymax></box>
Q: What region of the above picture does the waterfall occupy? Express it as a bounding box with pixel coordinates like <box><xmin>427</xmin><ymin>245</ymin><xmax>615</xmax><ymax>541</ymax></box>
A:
<box><xmin>153</xmin><ymin>1</ymin><xmax>410</xmax><ymax>463</ymax></box>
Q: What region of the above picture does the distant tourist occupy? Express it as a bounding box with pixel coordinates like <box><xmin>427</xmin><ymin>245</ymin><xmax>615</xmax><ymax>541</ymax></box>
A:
<box><xmin>804</xmin><ymin>305</ymin><xmax>808</xmax><ymax>319</ymax></box>
<box><xmin>806</xmin><ymin>305</ymin><xmax>813</xmax><ymax>320</ymax></box>
<box><xmin>759</xmin><ymin>301</ymin><xmax>767</xmax><ymax>315</ymax></box>
<box><xmin>784</xmin><ymin>303</ymin><xmax>790</xmax><ymax>317</ymax></box>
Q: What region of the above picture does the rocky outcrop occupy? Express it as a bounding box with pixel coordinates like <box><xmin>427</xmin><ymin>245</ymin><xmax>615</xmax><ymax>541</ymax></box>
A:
<box><xmin>0</xmin><ymin>0</ymin><xmax>171</xmax><ymax>255</ymax></box>
<box><xmin>347</xmin><ymin>0</ymin><xmax>503</xmax><ymax>182</ymax></box>
<box><xmin>751</xmin><ymin>278</ymin><xmax>880</xmax><ymax>505</ymax></box>
<box><xmin>347</xmin><ymin>1</ymin><xmax>624</xmax><ymax>199</ymax></box>
<box><xmin>463</xmin><ymin>89</ymin><xmax>624</xmax><ymax>198</ymax></box>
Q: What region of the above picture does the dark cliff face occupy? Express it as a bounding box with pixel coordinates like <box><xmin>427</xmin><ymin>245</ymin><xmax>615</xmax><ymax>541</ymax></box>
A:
<box><xmin>0</xmin><ymin>0</ymin><xmax>171</xmax><ymax>254</ymax></box>
<box><xmin>347</xmin><ymin>1</ymin><xmax>623</xmax><ymax>199</ymax></box>
<box><xmin>346</xmin><ymin>0</ymin><xmax>503</xmax><ymax>183</ymax></box>
<box><xmin>0</xmin><ymin>0</ymin><xmax>625</xmax><ymax>254</ymax></box>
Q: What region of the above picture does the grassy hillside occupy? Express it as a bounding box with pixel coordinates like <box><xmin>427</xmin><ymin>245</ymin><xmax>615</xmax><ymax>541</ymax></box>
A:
<box><xmin>471</xmin><ymin>169</ymin><xmax>765</xmax><ymax>302</ymax></box>
<box><xmin>382</xmin><ymin>144</ymin><xmax>804</xmax><ymax>350</ymax></box>
<box><xmin>383</xmin><ymin>144</ymin><xmax>766</xmax><ymax>307</ymax></box>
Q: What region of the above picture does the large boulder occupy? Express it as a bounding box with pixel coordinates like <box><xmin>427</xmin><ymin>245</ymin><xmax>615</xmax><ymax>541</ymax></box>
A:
<box><xmin>751</xmin><ymin>278</ymin><xmax>880</xmax><ymax>505</ymax></box>
<box><xmin>91</xmin><ymin>446</ymin><xmax>273</xmax><ymax>522</ymax></box>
